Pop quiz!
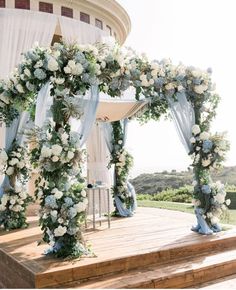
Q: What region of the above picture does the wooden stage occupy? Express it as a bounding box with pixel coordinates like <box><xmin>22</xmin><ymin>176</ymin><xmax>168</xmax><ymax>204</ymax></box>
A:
<box><xmin>1</xmin><ymin>207</ymin><xmax>236</xmax><ymax>288</ymax></box>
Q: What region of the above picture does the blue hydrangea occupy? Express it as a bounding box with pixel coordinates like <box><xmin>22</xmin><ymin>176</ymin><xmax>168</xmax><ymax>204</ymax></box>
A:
<box><xmin>75</xmin><ymin>52</ymin><xmax>85</xmax><ymax>62</ymax></box>
<box><xmin>68</xmin><ymin>207</ymin><xmax>77</xmax><ymax>219</ymax></box>
<box><xmin>202</xmin><ymin>140</ymin><xmax>213</xmax><ymax>153</ymax></box>
<box><xmin>26</xmin><ymin>51</ymin><xmax>39</xmax><ymax>61</ymax></box>
<box><xmin>45</xmin><ymin>195</ymin><xmax>57</xmax><ymax>208</ymax></box>
<box><xmin>34</xmin><ymin>68</ymin><xmax>46</xmax><ymax>80</ymax></box>
<box><xmin>64</xmin><ymin>197</ymin><xmax>74</xmax><ymax>207</ymax></box>
<box><xmin>154</xmin><ymin>77</ymin><xmax>165</xmax><ymax>88</ymax></box>
<box><xmin>202</xmin><ymin>185</ymin><xmax>211</xmax><ymax>194</ymax></box>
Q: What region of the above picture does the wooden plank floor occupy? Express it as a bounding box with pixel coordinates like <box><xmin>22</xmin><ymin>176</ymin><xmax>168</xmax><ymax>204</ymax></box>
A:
<box><xmin>0</xmin><ymin>207</ymin><xmax>235</xmax><ymax>288</ymax></box>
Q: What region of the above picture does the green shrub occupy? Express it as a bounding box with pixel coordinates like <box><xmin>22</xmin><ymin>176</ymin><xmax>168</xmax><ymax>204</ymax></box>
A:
<box><xmin>151</xmin><ymin>185</ymin><xmax>193</xmax><ymax>203</ymax></box>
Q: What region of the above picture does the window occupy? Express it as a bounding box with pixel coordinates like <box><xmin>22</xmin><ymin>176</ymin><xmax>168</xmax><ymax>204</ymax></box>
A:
<box><xmin>95</xmin><ymin>18</ymin><xmax>103</xmax><ymax>30</ymax></box>
<box><xmin>61</xmin><ymin>6</ymin><xmax>73</xmax><ymax>18</ymax></box>
<box><xmin>0</xmin><ymin>0</ymin><xmax>5</xmax><ymax>8</ymax></box>
<box><xmin>80</xmin><ymin>12</ymin><xmax>90</xmax><ymax>24</ymax></box>
<box><xmin>15</xmin><ymin>0</ymin><xmax>30</xmax><ymax>9</ymax></box>
<box><xmin>106</xmin><ymin>25</ymin><xmax>112</xmax><ymax>36</ymax></box>
<box><xmin>39</xmin><ymin>2</ymin><xmax>53</xmax><ymax>13</ymax></box>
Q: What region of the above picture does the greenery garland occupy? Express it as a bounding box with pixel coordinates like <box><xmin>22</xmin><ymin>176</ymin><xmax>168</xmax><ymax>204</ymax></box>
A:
<box><xmin>108</xmin><ymin>121</ymin><xmax>134</xmax><ymax>215</ymax></box>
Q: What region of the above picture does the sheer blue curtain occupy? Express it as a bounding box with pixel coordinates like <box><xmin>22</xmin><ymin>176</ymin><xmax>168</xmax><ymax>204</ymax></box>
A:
<box><xmin>168</xmin><ymin>92</ymin><xmax>215</xmax><ymax>234</ymax></box>
<box><xmin>102</xmin><ymin>118</ymin><xmax>137</xmax><ymax>217</ymax></box>
<box><xmin>35</xmin><ymin>82</ymin><xmax>52</xmax><ymax>128</ymax></box>
<box><xmin>71</xmin><ymin>85</ymin><xmax>99</xmax><ymax>146</ymax></box>
<box><xmin>0</xmin><ymin>112</ymin><xmax>29</xmax><ymax>197</ymax></box>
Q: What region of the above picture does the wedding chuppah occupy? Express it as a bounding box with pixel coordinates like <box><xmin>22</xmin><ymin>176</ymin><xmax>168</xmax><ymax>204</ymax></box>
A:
<box><xmin>0</xmin><ymin>4</ymin><xmax>233</xmax><ymax>289</ymax></box>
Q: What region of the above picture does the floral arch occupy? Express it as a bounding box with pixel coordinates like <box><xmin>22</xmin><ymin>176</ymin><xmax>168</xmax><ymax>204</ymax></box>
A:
<box><xmin>0</xmin><ymin>42</ymin><xmax>230</xmax><ymax>258</ymax></box>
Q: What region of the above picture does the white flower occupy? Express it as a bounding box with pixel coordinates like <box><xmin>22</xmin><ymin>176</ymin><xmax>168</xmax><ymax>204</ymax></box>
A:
<box><xmin>47</xmin><ymin>57</ymin><xmax>59</xmax><ymax>71</ymax></box>
<box><xmin>9</xmin><ymin>158</ymin><xmax>19</xmax><ymax>166</ymax></box>
<box><xmin>52</xmin><ymin>155</ymin><xmax>59</xmax><ymax>162</ymax></box>
<box><xmin>54</xmin><ymin>225</ymin><xmax>67</xmax><ymax>237</ymax></box>
<box><xmin>50</xmin><ymin>210</ymin><xmax>58</xmax><ymax>218</ymax></box>
<box><xmin>218</xmin><ymin>151</ymin><xmax>224</xmax><ymax>157</ymax></box>
<box><xmin>46</xmin><ymin>132</ymin><xmax>52</xmax><ymax>140</ymax></box>
<box><xmin>149</xmin><ymin>79</ymin><xmax>154</xmax><ymax>85</ymax></box>
<box><xmin>178</xmin><ymin>85</ymin><xmax>184</xmax><ymax>91</ymax></box>
<box><xmin>192</xmin><ymin>125</ymin><xmax>201</xmax><ymax>135</ymax></box>
<box><xmin>52</xmin><ymin>188</ymin><xmax>63</xmax><ymax>199</ymax></box>
<box><xmin>41</xmin><ymin>146</ymin><xmax>52</xmax><ymax>158</ymax></box>
<box><xmin>151</xmin><ymin>62</ymin><xmax>159</xmax><ymax>70</ymax></box>
<box><xmin>0</xmin><ymin>204</ymin><xmax>6</xmax><ymax>211</ymax></box>
<box><xmin>61</xmin><ymin>132</ymin><xmax>69</xmax><ymax>144</ymax></box>
<box><xmin>0</xmin><ymin>150</ymin><xmax>8</xmax><ymax>163</ymax></box>
<box><xmin>68</xmin><ymin>60</ymin><xmax>76</xmax><ymax>68</ymax></box>
<box><xmin>81</xmin><ymin>190</ymin><xmax>87</xmax><ymax>198</ymax></box>
<box><xmin>200</xmin><ymin>131</ymin><xmax>210</xmax><ymax>140</ymax></box>
<box><xmin>51</xmin><ymin>144</ymin><xmax>63</xmax><ymax>156</ymax></box>
<box><xmin>190</xmin><ymin>137</ymin><xmax>196</xmax><ymax>143</ymax></box>
<box><xmin>196</xmin><ymin>146</ymin><xmax>201</xmax><ymax>151</ymax></box>
<box><xmin>12</xmin><ymin>205</ymin><xmax>23</xmax><ymax>212</ymax></box>
<box><xmin>24</xmin><ymin>68</ymin><xmax>31</xmax><ymax>77</ymax></box>
<box><xmin>16</xmin><ymin>84</ymin><xmax>24</xmax><ymax>93</ymax></box>
<box><xmin>67</xmin><ymin>151</ymin><xmax>74</xmax><ymax>160</ymax></box>
<box><xmin>55</xmin><ymin>78</ymin><xmax>65</xmax><ymax>85</ymax></box>
<box><xmin>194</xmin><ymin>84</ymin><xmax>208</xmax><ymax>94</ymax></box>
<box><xmin>64</xmin><ymin>66</ymin><xmax>71</xmax><ymax>74</ymax></box>
<box><xmin>165</xmin><ymin>83</ymin><xmax>175</xmax><ymax>90</ymax></box>
<box><xmin>74</xmin><ymin>202</ymin><xmax>86</xmax><ymax>213</ymax></box>
<box><xmin>58</xmin><ymin>218</ymin><xmax>64</xmax><ymax>224</ymax></box>
<box><xmin>202</xmin><ymin>159</ymin><xmax>211</xmax><ymax>167</ymax></box>
<box><xmin>10</xmin><ymin>198</ymin><xmax>16</xmax><ymax>205</ymax></box>
<box><xmin>151</xmin><ymin>70</ymin><xmax>158</xmax><ymax>77</ymax></box>
<box><xmin>17</xmin><ymin>161</ymin><xmax>25</xmax><ymax>169</ymax></box>
<box><xmin>214</xmin><ymin>194</ymin><xmax>225</xmax><ymax>204</ymax></box>
<box><xmin>34</xmin><ymin>60</ymin><xmax>43</xmax><ymax>68</ymax></box>
<box><xmin>211</xmin><ymin>216</ymin><xmax>219</xmax><ymax>225</ymax></box>
<box><xmin>6</xmin><ymin>166</ymin><xmax>14</xmax><ymax>175</ymax></box>
<box><xmin>19</xmin><ymin>192</ymin><xmax>27</xmax><ymax>200</ymax></box>
<box><xmin>226</xmin><ymin>199</ymin><xmax>231</xmax><ymax>206</ymax></box>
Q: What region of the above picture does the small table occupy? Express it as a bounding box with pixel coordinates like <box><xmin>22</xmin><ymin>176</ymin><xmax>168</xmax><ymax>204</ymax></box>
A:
<box><xmin>86</xmin><ymin>186</ymin><xmax>111</xmax><ymax>230</ymax></box>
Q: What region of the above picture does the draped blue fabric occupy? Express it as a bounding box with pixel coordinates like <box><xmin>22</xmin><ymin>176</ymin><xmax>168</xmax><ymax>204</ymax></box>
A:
<box><xmin>168</xmin><ymin>93</ymin><xmax>219</xmax><ymax>234</ymax></box>
<box><xmin>71</xmin><ymin>85</ymin><xmax>100</xmax><ymax>147</ymax></box>
<box><xmin>102</xmin><ymin>118</ymin><xmax>137</xmax><ymax>216</ymax></box>
<box><xmin>0</xmin><ymin>112</ymin><xmax>29</xmax><ymax>197</ymax></box>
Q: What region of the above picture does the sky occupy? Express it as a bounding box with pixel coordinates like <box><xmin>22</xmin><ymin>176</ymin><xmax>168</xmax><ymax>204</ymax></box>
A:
<box><xmin>117</xmin><ymin>0</ymin><xmax>236</xmax><ymax>177</ymax></box>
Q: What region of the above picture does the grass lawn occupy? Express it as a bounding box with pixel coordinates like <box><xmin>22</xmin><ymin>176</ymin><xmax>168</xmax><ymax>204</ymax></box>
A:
<box><xmin>138</xmin><ymin>200</ymin><xmax>236</xmax><ymax>225</ymax></box>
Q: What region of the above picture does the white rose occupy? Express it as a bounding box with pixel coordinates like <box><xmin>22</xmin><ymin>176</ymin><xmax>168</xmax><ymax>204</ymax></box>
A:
<box><xmin>6</xmin><ymin>166</ymin><xmax>14</xmax><ymax>175</ymax></box>
<box><xmin>58</xmin><ymin>218</ymin><xmax>64</xmax><ymax>224</ymax></box>
<box><xmin>17</xmin><ymin>161</ymin><xmax>25</xmax><ymax>169</ymax></box>
<box><xmin>190</xmin><ymin>137</ymin><xmax>196</xmax><ymax>143</ymax></box>
<box><xmin>10</xmin><ymin>198</ymin><xmax>16</xmax><ymax>205</ymax></box>
<box><xmin>41</xmin><ymin>146</ymin><xmax>52</xmax><ymax>158</ymax></box>
<box><xmin>61</xmin><ymin>132</ymin><xmax>69</xmax><ymax>144</ymax></box>
<box><xmin>16</xmin><ymin>84</ymin><xmax>24</xmax><ymax>93</ymax></box>
<box><xmin>151</xmin><ymin>69</ymin><xmax>158</xmax><ymax>77</ymax></box>
<box><xmin>52</xmin><ymin>155</ymin><xmax>59</xmax><ymax>162</ymax></box>
<box><xmin>72</xmin><ymin>63</ymin><xmax>84</xmax><ymax>75</ymax></box>
<box><xmin>0</xmin><ymin>150</ymin><xmax>8</xmax><ymax>163</ymax></box>
<box><xmin>64</xmin><ymin>66</ymin><xmax>71</xmax><ymax>74</ymax></box>
<box><xmin>19</xmin><ymin>192</ymin><xmax>27</xmax><ymax>200</ymax></box>
<box><xmin>200</xmin><ymin>131</ymin><xmax>210</xmax><ymax>140</ymax></box>
<box><xmin>165</xmin><ymin>83</ymin><xmax>175</xmax><ymax>90</ymax></box>
<box><xmin>214</xmin><ymin>194</ymin><xmax>225</xmax><ymax>204</ymax></box>
<box><xmin>54</xmin><ymin>225</ymin><xmax>67</xmax><ymax>237</ymax></box>
<box><xmin>9</xmin><ymin>158</ymin><xmax>19</xmax><ymax>166</ymax></box>
<box><xmin>202</xmin><ymin>159</ymin><xmax>211</xmax><ymax>167</ymax></box>
<box><xmin>67</xmin><ymin>151</ymin><xmax>74</xmax><ymax>160</ymax></box>
<box><xmin>149</xmin><ymin>79</ymin><xmax>154</xmax><ymax>85</ymax></box>
<box><xmin>24</xmin><ymin>68</ymin><xmax>31</xmax><ymax>77</ymax></box>
<box><xmin>51</xmin><ymin>144</ymin><xmax>63</xmax><ymax>156</ymax></box>
<box><xmin>192</xmin><ymin>125</ymin><xmax>201</xmax><ymax>135</ymax></box>
<box><xmin>226</xmin><ymin>199</ymin><xmax>231</xmax><ymax>206</ymax></box>
<box><xmin>68</xmin><ymin>60</ymin><xmax>76</xmax><ymax>68</ymax></box>
<box><xmin>151</xmin><ymin>62</ymin><xmax>159</xmax><ymax>70</ymax></box>
<box><xmin>74</xmin><ymin>202</ymin><xmax>86</xmax><ymax>213</ymax></box>
<box><xmin>47</xmin><ymin>57</ymin><xmax>59</xmax><ymax>71</ymax></box>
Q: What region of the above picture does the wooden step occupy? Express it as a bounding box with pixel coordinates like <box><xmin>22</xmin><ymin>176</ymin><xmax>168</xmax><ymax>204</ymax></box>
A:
<box><xmin>35</xmin><ymin>232</ymin><xmax>236</xmax><ymax>288</ymax></box>
<box><xmin>60</xmin><ymin>249</ymin><xmax>236</xmax><ymax>289</ymax></box>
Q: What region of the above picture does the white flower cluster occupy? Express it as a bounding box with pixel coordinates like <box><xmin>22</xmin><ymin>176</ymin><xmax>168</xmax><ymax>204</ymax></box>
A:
<box><xmin>0</xmin><ymin>146</ymin><xmax>28</xmax><ymax>176</ymax></box>
<box><xmin>0</xmin><ymin>186</ymin><xmax>29</xmax><ymax>213</ymax></box>
<box><xmin>204</xmin><ymin>181</ymin><xmax>231</xmax><ymax>225</ymax></box>
<box><xmin>40</xmin><ymin>188</ymin><xmax>88</xmax><ymax>246</ymax></box>
<box><xmin>190</xmin><ymin>125</ymin><xmax>229</xmax><ymax>169</ymax></box>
